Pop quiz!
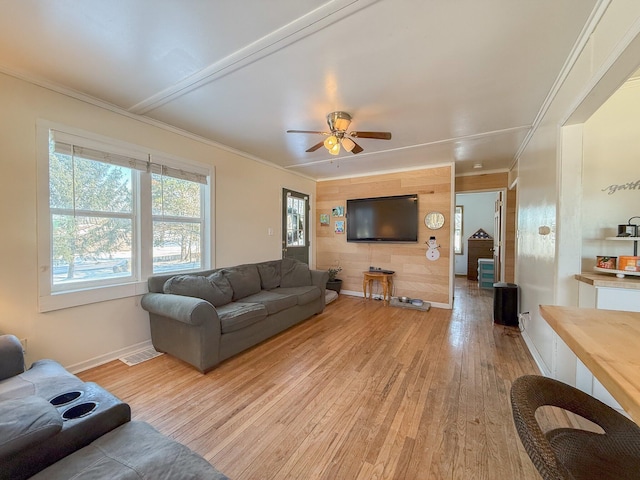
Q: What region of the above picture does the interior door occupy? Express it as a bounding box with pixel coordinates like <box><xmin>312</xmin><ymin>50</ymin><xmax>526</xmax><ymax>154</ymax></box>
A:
<box><xmin>493</xmin><ymin>191</ymin><xmax>504</xmax><ymax>283</ymax></box>
<box><xmin>282</xmin><ymin>188</ymin><xmax>310</xmax><ymax>264</ymax></box>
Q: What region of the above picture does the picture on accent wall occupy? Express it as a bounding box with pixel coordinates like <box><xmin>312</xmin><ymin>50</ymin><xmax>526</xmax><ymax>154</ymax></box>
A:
<box><xmin>335</xmin><ymin>220</ymin><xmax>344</xmax><ymax>234</ymax></box>
<box><xmin>332</xmin><ymin>206</ymin><xmax>344</xmax><ymax>217</ymax></box>
<box><xmin>320</xmin><ymin>214</ymin><xmax>330</xmax><ymax>225</ymax></box>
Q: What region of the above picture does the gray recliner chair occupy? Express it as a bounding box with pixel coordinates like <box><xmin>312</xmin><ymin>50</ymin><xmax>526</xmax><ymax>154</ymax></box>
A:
<box><xmin>0</xmin><ymin>334</ymin><xmax>228</xmax><ymax>479</ymax></box>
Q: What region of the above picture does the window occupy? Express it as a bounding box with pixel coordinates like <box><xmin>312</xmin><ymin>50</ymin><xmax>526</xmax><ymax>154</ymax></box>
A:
<box><xmin>286</xmin><ymin>195</ymin><xmax>306</xmax><ymax>247</ymax></box>
<box><xmin>454</xmin><ymin>205</ymin><xmax>463</xmax><ymax>254</ymax></box>
<box><xmin>152</xmin><ymin>172</ymin><xmax>203</xmax><ymax>274</ymax></box>
<box><xmin>38</xmin><ymin>122</ymin><xmax>212</xmax><ymax>311</ymax></box>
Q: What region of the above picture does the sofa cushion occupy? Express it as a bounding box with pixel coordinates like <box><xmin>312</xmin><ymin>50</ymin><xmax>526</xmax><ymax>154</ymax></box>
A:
<box><xmin>206</xmin><ymin>271</ymin><xmax>234</xmax><ymax>305</ymax></box>
<box><xmin>163</xmin><ymin>273</ymin><xmax>232</xmax><ymax>307</ymax></box>
<box><xmin>28</xmin><ymin>421</ymin><xmax>229</xmax><ymax>480</ymax></box>
<box><xmin>242</xmin><ymin>290</ymin><xmax>298</xmax><ymax>315</ymax></box>
<box><xmin>272</xmin><ymin>286</ymin><xmax>321</xmax><ymax>305</ymax></box>
<box><xmin>257</xmin><ymin>260</ymin><xmax>282</xmax><ymax>290</ymax></box>
<box><xmin>280</xmin><ymin>258</ymin><xmax>312</xmax><ymax>287</ymax></box>
<box><xmin>223</xmin><ymin>264</ymin><xmax>262</xmax><ymax>301</ymax></box>
<box><xmin>0</xmin><ymin>396</ymin><xmax>63</xmax><ymax>458</ymax></box>
<box><xmin>216</xmin><ymin>302</ymin><xmax>268</xmax><ymax>333</ymax></box>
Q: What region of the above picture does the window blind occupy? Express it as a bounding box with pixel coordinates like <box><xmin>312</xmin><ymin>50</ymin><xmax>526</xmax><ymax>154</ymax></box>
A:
<box><xmin>52</xmin><ymin>130</ymin><xmax>208</xmax><ymax>185</ymax></box>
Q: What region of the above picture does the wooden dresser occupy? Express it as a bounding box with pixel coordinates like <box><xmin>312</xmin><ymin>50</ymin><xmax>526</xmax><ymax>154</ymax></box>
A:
<box><xmin>467</xmin><ymin>239</ymin><xmax>494</xmax><ymax>281</ymax></box>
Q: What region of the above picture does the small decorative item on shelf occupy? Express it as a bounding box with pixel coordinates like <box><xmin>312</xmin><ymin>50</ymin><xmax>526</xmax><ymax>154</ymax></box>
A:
<box><xmin>470</xmin><ymin>228</ymin><xmax>492</xmax><ymax>239</ymax></box>
<box><xmin>618</xmin><ymin>256</ymin><xmax>640</xmax><ymax>272</ymax></box>
<box><xmin>326</xmin><ymin>266</ymin><xmax>343</xmax><ymax>293</ymax></box>
<box><xmin>596</xmin><ymin>256</ymin><xmax>617</xmax><ymax>269</ymax></box>
<box><xmin>617</xmin><ymin>216</ymin><xmax>640</xmax><ymax>237</ymax></box>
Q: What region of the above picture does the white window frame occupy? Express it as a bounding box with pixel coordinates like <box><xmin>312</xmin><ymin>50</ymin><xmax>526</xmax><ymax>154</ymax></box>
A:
<box><xmin>36</xmin><ymin>120</ymin><xmax>214</xmax><ymax>312</ymax></box>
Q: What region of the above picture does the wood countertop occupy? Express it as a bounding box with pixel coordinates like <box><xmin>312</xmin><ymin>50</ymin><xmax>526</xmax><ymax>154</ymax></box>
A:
<box><xmin>575</xmin><ymin>272</ymin><xmax>640</xmax><ymax>290</ymax></box>
<box><xmin>539</xmin><ymin>305</ymin><xmax>640</xmax><ymax>423</ymax></box>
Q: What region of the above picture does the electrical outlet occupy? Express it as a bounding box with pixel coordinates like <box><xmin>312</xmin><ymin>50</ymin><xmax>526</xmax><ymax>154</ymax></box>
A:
<box><xmin>518</xmin><ymin>312</ymin><xmax>530</xmax><ymax>330</ymax></box>
<box><xmin>19</xmin><ymin>338</ymin><xmax>27</xmax><ymax>355</ymax></box>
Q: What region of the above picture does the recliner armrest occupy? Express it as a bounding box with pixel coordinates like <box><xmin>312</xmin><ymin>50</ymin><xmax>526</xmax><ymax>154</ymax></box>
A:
<box><xmin>0</xmin><ymin>396</ymin><xmax>63</xmax><ymax>460</ymax></box>
<box><xmin>0</xmin><ymin>335</ymin><xmax>25</xmax><ymax>380</ymax></box>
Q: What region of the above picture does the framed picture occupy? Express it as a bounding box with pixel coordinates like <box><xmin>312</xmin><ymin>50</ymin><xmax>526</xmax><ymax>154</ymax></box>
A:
<box><xmin>332</xmin><ymin>206</ymin><xmax>344</xmax><ymax>217</ymax></box>
<box><xmin>335</xmin><ymin>220</ymin><xmax>344</xmax><ymax>234</ymax></box>
<box><xmin>320</xmin><ymin>213</ymin><xmax>330</xmax><ymax>226</ymax></box>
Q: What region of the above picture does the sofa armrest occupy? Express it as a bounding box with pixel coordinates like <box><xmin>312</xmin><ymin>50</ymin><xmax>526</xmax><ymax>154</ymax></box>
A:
<box><xmin>0</xmin><ymin>335</ymin><xmax>25</xmax><ymax>380</ymax></box>
<box><xmin>310</xmin><ymin>269</ymin><xmax>329</xmax><ymax>289</ymax></box>
<box><xmin>0</xmin><ymin>396</ymin><xmax>63</xmax><ymax>460</ymax></box>
<box><xmin>141</xmin><ymin>293</ymin><xmax>219</xmax><ymax>327</ymax></box>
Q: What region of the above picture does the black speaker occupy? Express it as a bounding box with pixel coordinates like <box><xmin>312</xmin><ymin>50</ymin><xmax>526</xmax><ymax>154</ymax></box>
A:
<box><xmin>493</xmin><ymin>283</ymin><xmax>518</xmax><ymax>326</ymax></box>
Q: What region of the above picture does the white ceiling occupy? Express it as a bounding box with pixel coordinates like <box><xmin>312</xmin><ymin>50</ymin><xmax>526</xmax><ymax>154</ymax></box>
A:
<box><xmin>0</xmin><ymin>0</ymin><xmax>600</xmax><ymax>179</ymax></box>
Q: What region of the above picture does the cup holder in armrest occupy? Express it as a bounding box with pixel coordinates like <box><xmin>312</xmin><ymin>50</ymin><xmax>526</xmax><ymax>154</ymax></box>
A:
<box><xmin>50</xmin><ymin>391</ymin><xmax>83</xmax><ymax>406</ymax></box>
<box><xmin>62</xmin><ymin>401</ymin><xmax>98</xmax><ymax>420</ymax></box>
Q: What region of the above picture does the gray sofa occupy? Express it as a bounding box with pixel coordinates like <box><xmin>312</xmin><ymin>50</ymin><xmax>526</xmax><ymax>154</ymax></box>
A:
<box><xmin>142</xmin><ymin>258</ymin><xmax>329</xmax><ymax>372</ymax></box>
<box><xmin>0</xmin><ymin>334</ymin><xmax>228</xmax><ymax>479</ymax></box>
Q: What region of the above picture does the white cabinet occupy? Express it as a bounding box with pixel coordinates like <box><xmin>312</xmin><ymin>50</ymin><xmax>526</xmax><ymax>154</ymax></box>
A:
<box><xmin>573</xmin><ymin>275</ymin><xmax>640</xmax><ymax>415</ymax></box>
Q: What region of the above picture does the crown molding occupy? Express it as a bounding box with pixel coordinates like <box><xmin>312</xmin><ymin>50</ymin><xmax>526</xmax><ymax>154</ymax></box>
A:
<box><xmin>0</xmin><ymin>67</ymin><xmax>317</xmax><ymax>182</ymax></box>
<box><xmin>128</xmin><ymin>0</ymin><xmax>382</xmax><ymax>114</ymax></box>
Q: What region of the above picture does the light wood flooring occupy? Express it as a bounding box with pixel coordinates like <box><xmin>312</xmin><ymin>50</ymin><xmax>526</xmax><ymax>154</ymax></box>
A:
<box><xmin>79</xmin><ymin>278</ymin><xmax>565</xmax><ymax>479</ymax></box>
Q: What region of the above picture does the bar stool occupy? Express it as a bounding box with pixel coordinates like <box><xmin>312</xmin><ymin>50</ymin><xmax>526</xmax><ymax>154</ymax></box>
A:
<box><xmin>510</xmin><ymin>375</ymin><xmax>640</xmax><ymax>480</ymax></box>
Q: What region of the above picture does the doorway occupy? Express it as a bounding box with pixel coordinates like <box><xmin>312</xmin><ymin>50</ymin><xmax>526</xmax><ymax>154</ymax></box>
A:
<box><xmin>455</xmin><ymin>190</ymin><xmax>507</xmax><ymax>282</ymax></box>
<box><xmin>282</xmin><ymin>188</ymin><xmax>310</xmax><ymax>264</ymax></box>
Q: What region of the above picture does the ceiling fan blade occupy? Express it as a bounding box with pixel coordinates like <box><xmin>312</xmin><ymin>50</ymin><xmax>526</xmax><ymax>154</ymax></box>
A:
<box><xmin>349</xmin><ymin>131</ymin><xmax>392</xmax><ymax>140</ymax></box>
<box><xmin>287</xmin><ymin>130</ymin><xmax>329</xmax><ymax>135</ymax></box>
<box><xmin>350</xmin><ymin>140</ymin><xmax>364</xmax><ymax>154</ymax></box>
<box><xmin>305</xmin><ymin>141</ymin><xmax>325</xmax><ymax>153</ymax></box>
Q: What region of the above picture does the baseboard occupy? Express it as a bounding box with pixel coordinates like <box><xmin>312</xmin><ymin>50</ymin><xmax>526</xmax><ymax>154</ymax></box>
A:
<box><xmin>66</xmin><ymin>339</ymin><xmax>154</xmax><ymax>374</ymax></box>
<box><xmin>338</xmin><ymin>290</ymin><xmax>450</xmax><ymax>309</ymax></box>
<box><xmin>521</xmin><ymin>330</ymin><xmax>549</xmax><ymax>376</ymax></box>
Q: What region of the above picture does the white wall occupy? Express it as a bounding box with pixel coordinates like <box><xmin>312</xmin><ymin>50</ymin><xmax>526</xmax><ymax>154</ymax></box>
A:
<box><xmin>0</xmin><ymin>72</ymin><xmax>316</xmax><ymax>370</ymax></box>
<box><xmin>454</xmin><ymin>192</ymin><xmax>496</xmax><ymax>275</ymax></box>
<box><xmin>516</xmin><ymin>1</ymin><xmax>640</xmax><ymax>376</ymax></box>
<box><xmin>582</xmin><ymin>80</ymin><xmax>640</xmax><ymax>271</ymax></box>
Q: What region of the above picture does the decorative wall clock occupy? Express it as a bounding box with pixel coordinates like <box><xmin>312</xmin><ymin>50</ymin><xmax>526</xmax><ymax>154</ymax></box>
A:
<box><xmin>424</xmin><ymin>212</ymin><xmax>445</xmax><ymax>230</ymax></box>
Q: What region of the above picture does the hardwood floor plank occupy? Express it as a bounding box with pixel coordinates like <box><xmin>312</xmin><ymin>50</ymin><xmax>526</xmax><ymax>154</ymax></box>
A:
<box><xmin>79</xmin><ymin>277</ymin><xmax>556</xmax><ymax>479</ymax></box>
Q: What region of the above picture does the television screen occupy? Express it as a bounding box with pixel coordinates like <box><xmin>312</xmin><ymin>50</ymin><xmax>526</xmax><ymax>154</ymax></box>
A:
<box><xmin>346</xmin><ymin>194</ymin><xmax>418</xmax><ymax>242</ymax></box>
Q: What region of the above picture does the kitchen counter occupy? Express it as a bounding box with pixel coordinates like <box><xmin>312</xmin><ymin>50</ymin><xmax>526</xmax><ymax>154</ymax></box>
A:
<box><xmin>575</xmin><ymin>272</ymin><xmax>640</xmax><ymax>290</ymax></box>
<box><xmin>539</xmin><ymin>305</ymin><xmax>640</xmax><ymax>423</ymax></box>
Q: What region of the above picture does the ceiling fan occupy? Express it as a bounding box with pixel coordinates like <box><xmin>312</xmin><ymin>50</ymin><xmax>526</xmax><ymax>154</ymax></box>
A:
<box><xmin>287</xmin><ymin>111</ymin><xmax>392</xmax><ymax>155</ymax></box>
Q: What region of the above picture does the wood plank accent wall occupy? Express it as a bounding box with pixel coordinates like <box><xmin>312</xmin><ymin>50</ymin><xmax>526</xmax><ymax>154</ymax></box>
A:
<box><xmin>455</xmin><ymin>173</ymin><xmax>516</xmax><ymax>283</ymax></box>
<box><xmin>316</xmin><ymin>166</ymin><xmax>452</xmax><ymax>306</ymax></box>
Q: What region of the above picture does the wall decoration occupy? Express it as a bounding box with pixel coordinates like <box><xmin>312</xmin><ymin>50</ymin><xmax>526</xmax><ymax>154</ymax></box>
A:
<box><xmin>334</xmin><ymin>220</ymin><xmax>344</xmax><ymax>234</ymax></box>
<box><xmin>424</xmin><ymin>211</ymin><xmax>445</xmax><ymax>229</ymax></box>
<box><xmin>601</xmin><ymin>179</ymin><xmax>640</xmax><ymax>195</ymax></box>
<box><xmin>332</xmin><ymin>206</ymin><xmax>344</xmax><ymax>217</ymax></box>
<box><xmin>320</xmin><ymin>213</ymin><xmax>330</xmax><ymax>226</ymax></box>
<box><xmin>426</xmin><ymin>236</ymin><xmax>440</xmax><ymax>261</ymax></box>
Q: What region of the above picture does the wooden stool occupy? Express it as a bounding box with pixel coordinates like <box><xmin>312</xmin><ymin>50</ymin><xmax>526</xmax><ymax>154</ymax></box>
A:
<box><xmin>362</xmin><ymin>271</ymin><xmax>394</xmax><ymax>305</ymax></box>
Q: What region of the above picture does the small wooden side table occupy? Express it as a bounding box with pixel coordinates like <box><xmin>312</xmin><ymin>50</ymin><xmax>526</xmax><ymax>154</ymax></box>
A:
<box><xmin>363</xmin><ymin>271</ymin><xmax>394</xmax><ymax>305</ymax></box>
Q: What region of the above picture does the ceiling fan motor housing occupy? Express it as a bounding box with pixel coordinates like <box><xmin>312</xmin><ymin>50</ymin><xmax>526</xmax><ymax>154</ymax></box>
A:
<box><xmin>327</xmin><ymin>111</ymin><xmax>352</xmax><ymax>132</ymax></box>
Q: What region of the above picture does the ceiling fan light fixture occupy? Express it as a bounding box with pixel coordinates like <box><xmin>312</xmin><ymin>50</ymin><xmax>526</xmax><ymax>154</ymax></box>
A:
<box><xmin>324</xmin><ymin>135</ymin><xmax>339</xmax><ymax>149</ymax></box>
<box><xmin>341</xmin><ymin>137</ymin><xmax>356</xmax><ymax>152</ymax></box>
<box><xmin>329</xmin><ymin>143</ymin><xmax>341</xmax><ymax>155</ymax></box>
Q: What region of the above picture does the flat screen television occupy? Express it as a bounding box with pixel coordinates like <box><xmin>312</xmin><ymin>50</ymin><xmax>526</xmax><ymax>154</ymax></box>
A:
<box><xmin>346</xmin><ymin>194</ymin><xmax>418</xmax><ymax>243</ymax></box>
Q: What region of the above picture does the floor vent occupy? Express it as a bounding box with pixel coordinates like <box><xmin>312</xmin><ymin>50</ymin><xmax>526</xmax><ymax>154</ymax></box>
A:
<box><xmin>119</xmin><ymin>347</ymin><xmax>164</xmax><ymax>366</ymax></box>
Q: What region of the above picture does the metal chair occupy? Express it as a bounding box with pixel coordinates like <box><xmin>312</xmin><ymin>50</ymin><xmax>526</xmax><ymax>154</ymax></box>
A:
<box><xmin>510</xmin><ymin>375</ymin><xmax>640</xmax><ymax>480</ymax></box>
